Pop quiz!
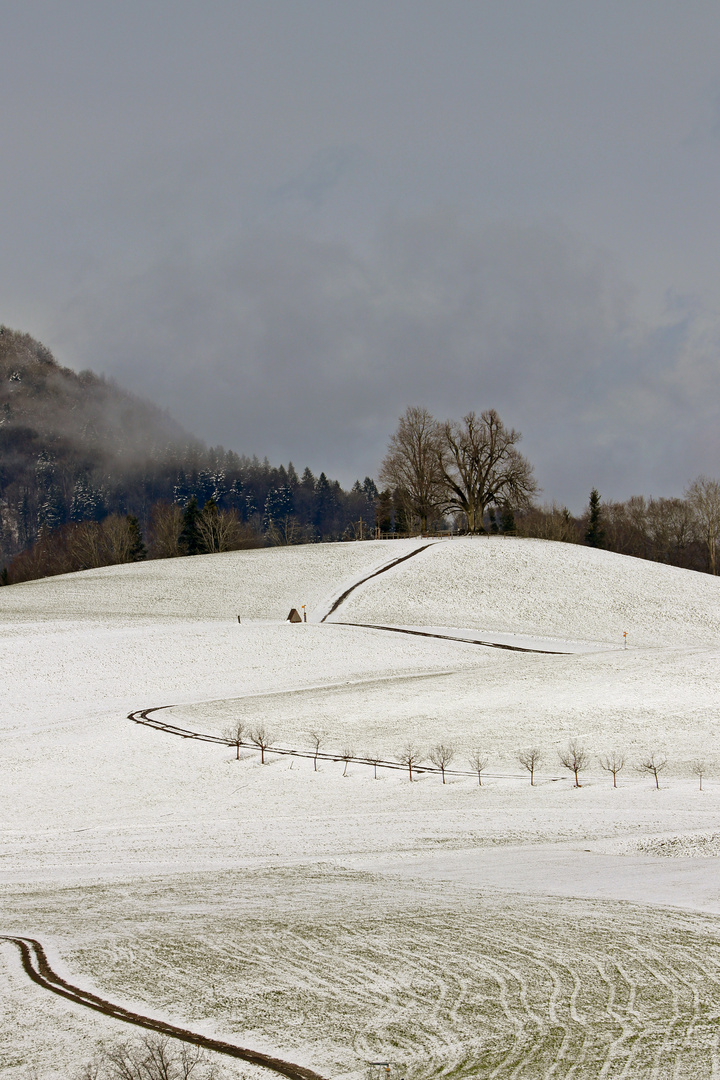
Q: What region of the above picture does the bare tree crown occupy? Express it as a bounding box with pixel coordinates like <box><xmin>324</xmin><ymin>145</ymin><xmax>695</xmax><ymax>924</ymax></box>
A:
<box><xmin>558</xmin><ymin>739</ymin><xmax>590</xmax><ymax>787</ymax></box>
<box><xmin>379</xmin><ymin>405</ymin><xmax>537</xmax><ymax>533</ymax></box>
<box><xmin>439</xmin><ymin>409</ymin><xmax>538</xmax><ymax>533</ymax></box>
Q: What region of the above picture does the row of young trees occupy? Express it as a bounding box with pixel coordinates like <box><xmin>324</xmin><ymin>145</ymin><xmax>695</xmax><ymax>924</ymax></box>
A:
<box><xmin>516</xmin><ymin>741</ymin><xmax>696</xmax><ymax>790</ymax></box>
<box><xmin>219</xmin><ymin>723</ymin><xmax>699</xmax><ymax>790</ymax></box>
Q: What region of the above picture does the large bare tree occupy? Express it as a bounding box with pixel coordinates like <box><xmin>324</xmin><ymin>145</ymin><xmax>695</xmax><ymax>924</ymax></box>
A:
<box><xmin>439</xmin><ymin>410</ymin><xmax>537</xmax><ymax>533</ymax></box>
<box><xmin>686</xmin><ymin>475</ymin><xmax>720</xmax><ymax>575</ymax></box>
<box><xmin>379</xmin><ymin>407</ymin><xmax>445</xmax><ymax>532</ymax></box>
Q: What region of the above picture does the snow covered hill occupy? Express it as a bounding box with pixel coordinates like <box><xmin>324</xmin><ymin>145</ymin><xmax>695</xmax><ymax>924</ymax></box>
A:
<box><xmin>328</xmin><ymin>536</ymin><xmax>720</xmax><ymax>647</ymax></box>
<box><xmin>2</xmin><ymin>537</ymin><xmax>720</xmax><ymax>1079</ymax></box>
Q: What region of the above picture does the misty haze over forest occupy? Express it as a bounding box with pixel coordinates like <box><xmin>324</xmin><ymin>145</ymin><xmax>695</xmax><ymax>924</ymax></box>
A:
<box><xmin>2</xmin><ymin>3</ymin><xmax>720</xmax><ymax>509</ymax></box>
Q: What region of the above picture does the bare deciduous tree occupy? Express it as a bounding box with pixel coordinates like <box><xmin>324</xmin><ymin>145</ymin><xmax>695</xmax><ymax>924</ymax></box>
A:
<box><xmin>147</xmin><ymin>502</ymin><xmax>184</xmax><ymax>559</ymax></box>
<box><xmin>558</xmin><ymin>739</ymin><xmax>590</xmax><ymax>787</ymax></box>
<box><xmin>638</xmin><ymin>751</ymin><xmax>668</xmax><ymax>789</ymax></box>
<box><xmin>469</xmin><ymin>749</ymin><xmax>489</xmax><ymax>786</ymax></box>
<box><xmin>398</xmin><ymin>743</ymin><xmax>424</xmax><ymax>782</ymax></box>
<box><xmin>102</xmin><ymin>514</ymin><xmax>135</xmax><ymax>564</ymax></box>
<box><xmin>70</xmin><ymin>520</ymin><xmax>106</xmax><ymax>569</ymax></box>
<box><xmin>439</xmin><ymin>410</ymin><xmax>538</xmax><ymax>533</ymax></box>
<box><xmin>196</xmin><ymin>500</ymin><xmax>247</xmax><ymax>554</ymax></box>
<box><xmin>429</xmin><ymin>742</ymin><xmax>455</xmax><ymax>783</ymax></box>
<box><xmin>599</xmin><ymin>750</ymin><xmax>625</xmax><ymax>788</ymax></box>
<box><xmin>223</xmin><ymin>721</ymin><xmax>246</xmax><ymax>760</ymax></box>
<box><xmin>367</xmin><ymin>752</ymin><xmax>382</xmax><ymax>780</ymax></box>
<box><xmin>266</xmin><ymin>515</ymin><xmax>308</xmax><ymax>546</ymax></box>
<box><xmin>379</xmin><ymin>406</ymin><xmax>445</xmax><ymax>532</ymax></box>
<box><xmin>691</xmin><ymin>758</ymin><xmax>707</xmax><ymax>791</ymax></box>
<box><xmin>250</xmin><ymin>724</ymin><xmax>274</xmax><ymax>765</ymax></box>
<box><xmin>686</xmin><ymin>475</ymin><xmax>720</xmax><ymax>575</ymax></box>
<box><xmin>517</xmin><ymin>502</ymin><xmax>577</xmax><ymax>543</ymax></box>
<box><xmin>99</xmin><ymin>1034</ymin><xmax>219</xmax><ymax>1080</ymax></box>
<box><xmin>341</xmin><ymin>746</ymin><xmax>354</xmax><ymax>777</ymax></box>
<box><xmin>518</xmin><ymin>747</ymin><xmax>542</xmax><ymax>786</ymax></box>
<box><xmin>308</xmin><ymin>730</ymin><xmax>326</xmax><ymax>772</ymax></box>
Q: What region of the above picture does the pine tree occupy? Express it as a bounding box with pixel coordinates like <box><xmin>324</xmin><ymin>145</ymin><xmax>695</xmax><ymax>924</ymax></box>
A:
<box><xmin>126</xmin><ymin>515</ymin><xmax>146</xmax><ymax>561</ymax></box>
<box><xmin>500</xmin><ymin>504</ymin><xmax>517</xmax><ymax>534</ymax></box>
<box><xmin>376</xmin><ymin>489</ymin><xmax>393</xmax><ymax>533</ymax></box>
<box><xmin>362</xmin><ymin>476</ymin><xmax>379</xmax><ymax>503</ymax></box>
<box><xmin>70</xmin><ymin>475</ymin><xmax>104</xmax><ymax>521</ymax></box>
<box><xmin>585</xmin><ymin>488</ymin><xmax>605</xmax><ymax>547</ymax></box>
<box><xmin>1</xmin><ymin>566</ymin><xmax>9</xmax><ymax>586</ymax></box>
<box><xmin>394</xmin><ymin>498</ymin><xmax>408</xmax><ymax>535</ymax></box>
<box><xmin>263</xmin><ymin>485</ymin><xmax>294</xmax><ymax>532</ymax></box>
<box><xmin>179</xmin><ymin>496</ymin><xmax>201</xmax><ymax>555</ymax></box>
<box><xmin>300</xmin><ymin>466</ymin><xmax>316</xmax><ymax>490</ymax></box>
<box><xmin>286</xmin><ymin>462</ymin><xmax>299</xmax><ymax>488</ymax></box>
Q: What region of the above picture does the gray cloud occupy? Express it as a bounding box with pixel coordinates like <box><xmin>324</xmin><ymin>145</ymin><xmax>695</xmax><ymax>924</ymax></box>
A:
<box><xmin>3</xmin><ymin>2</ymin><xmax>720</xmax><ymax>510</ymax></box>
<box><xmin>48</xmin><ymin>212</ymin><xmax>719</xmax><ymax>510</ymax></box>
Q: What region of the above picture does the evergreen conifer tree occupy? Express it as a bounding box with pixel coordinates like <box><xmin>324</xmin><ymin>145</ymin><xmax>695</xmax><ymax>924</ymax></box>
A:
<box><xmin>394</xmin><ymin>498</ymin><xmax>408</xmax><ymax>535</ymax></box>
<box><xmin>126</xmin><ymin>515</ymin><xmax>146</xmax><ymax>561</ymax></box>
<box><xmin>500</xmin><ymin>504</ymin><xmax>517</xmax><ymax>534</ymax></box>
<box><xmin>300</xmin><ymin>466</ymin><xmax>316</xmax><ymax>490</ymax></box>
<box><xmin>286</xmin><ymin>462</ymin><xmax>299</xmax><ymax>488</ymax></box>
<box><xmin>585</xmin><ymin>488</ymin><xmax>605</xmax><ymax>547</ymax></box>
<box><xmin>179</xmin><ymin>496</ymin><xmax>201</xmax><ymax>555</ymax></box>
<box><xmin>376</xmin><ymin>489</ymin><xmax>393</xmax><ymax>533</ymax></box>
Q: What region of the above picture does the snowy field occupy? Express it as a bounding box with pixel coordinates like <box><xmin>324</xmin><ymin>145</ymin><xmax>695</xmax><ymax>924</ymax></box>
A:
<box><xmin>1</xmin><ymin>537</ymin><xmax>720</xmax><ymax>1078</ymax></box>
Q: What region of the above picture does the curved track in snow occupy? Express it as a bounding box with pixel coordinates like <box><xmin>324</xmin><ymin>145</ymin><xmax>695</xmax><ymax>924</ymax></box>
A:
<box><xmin>318</xmin><ymin>540</ymin><xmax>438</xmax><ymax>621</ymax></box>
<box><xmin>333</xmin><ymin>621</ymin><xmax>567</xmax><ymax>654</ymax></box>
<box><xmin>0</xmin><ymin>936</ymin><xmax>327</xmax><ymax>1080</ymax></box>
<box><xmin>318</xmin><ymin>540</ymin><xmax>570</xmax><ymax>653</ymax></box>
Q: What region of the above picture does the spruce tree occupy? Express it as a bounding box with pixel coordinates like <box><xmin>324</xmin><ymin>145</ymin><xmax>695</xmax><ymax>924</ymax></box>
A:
<box><xmin>585</xmin><ymin>488</ymin><xmax>605</xmax><ymax>547</ymax></box>
<box><xmin>500</xmin><ymin>504</ymin><xmax>517</xmax><ymax>534</ymax></box>
<box><xmin>394</xmin><ymin>499</ymin><xmax>408</xmax><ymax>535</ymax></box>
<box><xmin>376</xmin><ymin>489</ymin><xmax>393</xmax><ymax>534</ymax></box>
<box><xmin>179</xmin><ymin>497</ymin><xmax>201</xmax><ymax>555</ymax></box>
<box><xmin>126</xmin><ymin>515</ymin><xmax>146</xmax><ymax>561</ymax></box>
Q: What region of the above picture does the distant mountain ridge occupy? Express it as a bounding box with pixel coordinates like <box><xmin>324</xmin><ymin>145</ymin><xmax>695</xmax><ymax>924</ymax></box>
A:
<box><xmin>0</xmin><ymin>325</ymin><xmax>190</xmax><ymax>461</ymax></box>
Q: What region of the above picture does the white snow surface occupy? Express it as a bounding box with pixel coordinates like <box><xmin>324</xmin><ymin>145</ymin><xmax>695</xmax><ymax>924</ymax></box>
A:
<box><xmin>2</xmin><ymin>537</ymin><xmax>720</xmax><ymax>1079</ymax></box>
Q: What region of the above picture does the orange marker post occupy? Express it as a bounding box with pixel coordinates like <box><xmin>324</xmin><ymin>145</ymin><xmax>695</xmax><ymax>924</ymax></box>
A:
<box><xmin>623</xmin><ymin>631</ymin><xmax>627</xmax><ymax>649</ymax></box>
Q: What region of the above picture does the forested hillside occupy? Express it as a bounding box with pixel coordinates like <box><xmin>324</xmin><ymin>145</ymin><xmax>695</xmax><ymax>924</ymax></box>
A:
<box><xmin>0</xmin><ymin>328</ymin><xmax>381</xmax><ymax>578</ymax></box>
<box><xmin>0</xmin><ymin>327</ymin><xmax>192</xmax><ymax>551</ymax></box>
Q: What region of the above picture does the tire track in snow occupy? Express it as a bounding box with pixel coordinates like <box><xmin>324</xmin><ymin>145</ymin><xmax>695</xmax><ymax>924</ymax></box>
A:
<box><xmin>332</xmin><ymin>621</ymin><xmax>569</xmax><ymax>654</ymax></box>
<box><xmin>317</xmin><ymin>539</ymin><xmax>572</xmax><ymax>653</ymax></box>
<box><xmin>0</xmin><ymin>936</ymin><xmax>327</xmax><ymax>1080</ymax></box>
<box><xmin>318</xmin><ymin>541</ymin><xmax>438</xmax><ymax>622</ymax></box>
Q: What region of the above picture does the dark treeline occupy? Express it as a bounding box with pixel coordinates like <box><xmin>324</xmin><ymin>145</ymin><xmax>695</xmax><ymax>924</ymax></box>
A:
<box><xmin>0</xmin><ymin>327</ymin><xmax>384</xmax><ymax>583</ymax></box>
<box><xmin>1</xmin><ymin>454</ymin><xmax>387</xmax><ymax>584</ymax></box>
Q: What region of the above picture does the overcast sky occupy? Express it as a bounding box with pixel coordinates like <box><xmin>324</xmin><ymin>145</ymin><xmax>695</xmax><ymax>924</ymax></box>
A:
<box><xmin>3</xmin><ymin>1</ymin><xmax>720</xmax><ymax>510</ymax></box>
